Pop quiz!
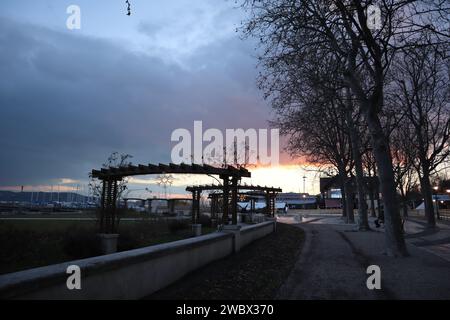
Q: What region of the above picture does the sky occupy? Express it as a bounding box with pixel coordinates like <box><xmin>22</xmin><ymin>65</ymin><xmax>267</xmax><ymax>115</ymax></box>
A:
<box><xmin>0</xmin><ymin>0</ymin><xmax>320</xmax><ymax>197</ymax></box>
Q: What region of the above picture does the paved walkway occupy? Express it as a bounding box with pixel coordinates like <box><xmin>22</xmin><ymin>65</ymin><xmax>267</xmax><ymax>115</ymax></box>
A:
<box><xmin>276</xmin><ymin>215</ymin><xmax>450</xmax><ymax>299</ymax></box>
<box><xmin>404</xmin><ymin>218</ymin><xmax>450</xmax><ymax>262</ymax></box>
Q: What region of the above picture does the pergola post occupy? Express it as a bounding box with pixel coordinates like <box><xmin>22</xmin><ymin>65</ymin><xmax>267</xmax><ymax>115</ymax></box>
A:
<box><xmin>168</xmin><ymin>199</ymin><xmax>175</xmax><ymax>214</ymax></box>
<box><xmin>100</xmin><ymin>179</ymin><xmax>106</xmax><ymax>233</ymax></box>
<box><xmin>99</xmin><ymin>178</ymin><xmax>120</xmax><ymax>234</ymax></box>
<box><xmin>265</xmin><ymin>191</ymin><xmax>270</xmax><ymax>216</ymax></box>
<box><xmin>222</xmin><ymin>175</ymin><xmax>230</xmax><ymax>225</ymax></box>
<box><xmin>231</xmin><ymin>176</ymin><xmax>238</xmax><ymax>225</ymax></box>
<box><xmin>210</xmin><ymin>194</ymin><xmax>219</xmax><ymax>220</ymax></box>
<box><xmin>210</xmin><ymin>195</ymin><xmax>215</xmax><ymax>217</ymax></box>
<box><xmin>271</xmin><ymin>191</ymin><xmax>276</xmax><ymax>217</ymax></box>
<box><xmin>111</xmin><ymin>180</ymin><xmax>118</xmax><ymax>232</ymax></box>
<box><xmin>250</xmin><ymin>197</ymin><xmax>255</xmax><ymax>212</ymax></box>
<box><xmin>196</xmin><ymin>191</ymin><xmax>201</xmax><ymax>222</ymax></box>
<box><xmin>105</xmin><ymin>179</ymin><xmax>113</xmax><ymax>233</ymax></box>
<box><xmin>147</xmin><ymin>199</ymin><xmax>153</xmax><ymax>213</ymax></box>
<box><xmin>191</xmin><ymin>191</ymin><xmax>196</xmax><ymax>224</ymax></box>
<box><xmin>190</xmin><ymin>190</ymin><xmax>201</xmax><ymax>224</ymax></box>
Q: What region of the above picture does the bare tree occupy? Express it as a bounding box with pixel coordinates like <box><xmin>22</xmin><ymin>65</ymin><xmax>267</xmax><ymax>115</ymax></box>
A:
<box><xmin>362</xmin><ymin>148</ymin><xmax>379</xmax><ymax>217</ymax></box>
<box><xmin>391</xmin><ymin>43</ymin><xmax>450</xmax><ymax>226</ymax></box>
<box><xmin>270</xmin><ymin>63</ymin><xmax>355</xmax><ymax>221</ymax></box>
<box><xmin>241</xmin><ymin>0</ymin><xmax>448</xmax><ymax>255</ymax></box>
<box><xmin>341</xmin><ymin>91</ymin><xmax>371</xmax><ymax>230</ymax></box>
<box><xmin>265</xmin><ymin>29</ymin><xmax>374</xmax><ymax>225</ymax></box>
<box><xmin>390</xmin><ymin>122</ymin><xmax>419</xmax><ymax>218</ymax></box>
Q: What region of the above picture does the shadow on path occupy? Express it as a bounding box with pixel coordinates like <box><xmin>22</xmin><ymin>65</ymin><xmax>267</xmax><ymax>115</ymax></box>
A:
<box><xmin>277</xmin><ymin>222</ymin><xmax>450</xmax><ymax>300</ymax></box>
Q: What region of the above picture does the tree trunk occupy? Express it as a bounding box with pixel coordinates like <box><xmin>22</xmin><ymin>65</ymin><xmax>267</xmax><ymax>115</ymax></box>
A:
<box><xmin>400</xmin><ymin>189</ymin><xmax>408</xmax><ymax>218</ymax></box>
<box><xmin>338</xmin><ymin>168</ymin><xmax>348</xmax><ymax>218</ymax></box>
<box><xmin>375</xmin><ymin>188</ymin><xmax>381</xmax><ymax>218</ymax></box>
<box><xmin>368</xmin><ymin>166</ymin><xmax>377</xmax><ymax>217</ymax></box>
<box><xmin>345</xmin><ymin>107</ymin><xmax>370</xmax><ymax>230</ymax></box>
<box><xmin>345</xmin><ymin>179</ymin><xmax>355</xmax><ymax>223</ymax></box>
<box><xmin>372</xmin><ymin>164</ymin><xmax>382</xmax><ymax>218</ymax></box>
<box><xmin>355</xmin><ymin>162</ymin><xmax>370</xmax><ymax>230</ymax></box>
<box><xmin>364</xmin><ymin>107</ymin><xmax>408</xmax><ymax>256</ymax></box>
<box><xmin>369</xmin><ymin>186</ymin><xmax>376</xmax><ymax>217</ymax></box>
<box><xmin>419</xmin><ymin>166</ymin><xmax>436</xmax><ymax>227</ymax></box>
<box><xmin>402</xmin><ymin>202</ymin><xmax>408</xmax><ymax>218</ymax></box>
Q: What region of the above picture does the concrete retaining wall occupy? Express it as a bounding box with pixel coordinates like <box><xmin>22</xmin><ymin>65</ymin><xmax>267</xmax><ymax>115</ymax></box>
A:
<box><xmin>0</xmin><ymin>220</ymin><xmax>275</xmax><ymax>299</ymax></box>
<box><xmin>240</xmin><ymin>220</ymin><xmax>276</xmax><ymax>248</ymax></box>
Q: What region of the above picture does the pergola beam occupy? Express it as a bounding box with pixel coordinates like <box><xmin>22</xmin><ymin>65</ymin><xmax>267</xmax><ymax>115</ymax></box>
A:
<box><xmin>186</xmin><ymin>185</ymin><xmax>282</xmax><ymax>193</ymax></box>
<box><xmin>92</xmin><ymin>163</ymin><xmax>250</xmax><ymax>180</ymax></box>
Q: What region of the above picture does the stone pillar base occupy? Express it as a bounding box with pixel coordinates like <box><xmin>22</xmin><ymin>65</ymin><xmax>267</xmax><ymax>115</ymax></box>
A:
<box><xmin>97</xmin><ymin>233</ymin><xmax>119</xmax><ymax>255</ymax></box>
<box><xmin>252</xmin><ymin>214</ymin><xmax>265</xmax><ymax>224</ymax></box>
<box><xmin>265</xmin><ymin>217</ymin><xmax>277</xmax><ymax>232</ymax></box>
<box><xmin>222</xmin><ymin>225</ymin><xmax>242</xmax><ymax>252</ymax></box>
<box><xmin>192</xmin><ymin>224</ymin><xmax>202</xmax><ymax>236</ymax></box>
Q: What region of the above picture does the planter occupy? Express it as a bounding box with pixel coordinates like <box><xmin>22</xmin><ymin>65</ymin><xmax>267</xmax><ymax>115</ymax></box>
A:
<box><xmin>97</xmin><ymin>233</ymin><xmax>119</xmax><ymax>254</ymax></box>
<box><xmin>252</xmin><ymin>214</ymin><xmax>265</xmax><ymax>224</ymax></box>
<box><xmin>191</xmin><ymin>224</ymin><xmax>202</xmax><ymax>236</ymax></box>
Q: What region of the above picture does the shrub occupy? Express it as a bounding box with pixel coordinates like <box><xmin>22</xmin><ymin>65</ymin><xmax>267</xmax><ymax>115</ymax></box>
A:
<box><xmin>62</xmin><ymin>226</ymin><xmax>101</xmax><ymax>259</ymax></box>
<box><xmin>0</xmin><ymin>223</ymin><xmax>37</xmax><ymax>272</ymax></box>
<box><xmin>168</xmin><ymin>219</ymin><xmax>189</xmax><ymax>234</ymax></box>
<box><xmin>117</xmin><ymin>232</ymin><xmax>140</xmax><ymax>251</ymax></box>
<box><xmin>198</xmin><ymin>214</ymin><xmax>211</xmax><ymax>227</ymax></box>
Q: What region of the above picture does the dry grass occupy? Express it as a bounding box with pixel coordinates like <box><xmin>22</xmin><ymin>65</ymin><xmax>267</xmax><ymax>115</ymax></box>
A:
<box><xmin>148</xmin><ymin>223</ymin><xmax>304</xmax><ymax>300</ymax></box>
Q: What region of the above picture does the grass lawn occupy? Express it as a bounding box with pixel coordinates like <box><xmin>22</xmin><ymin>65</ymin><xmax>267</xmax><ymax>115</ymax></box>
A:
<box><xmin>147</xmin><ymin>223</ymin><xmax>305</xmax><ymax>300</ymax></box>
<box><xmin>0</xmin><ymin>218</ymin><xmax>214</xmax><ymax>275</ymax></box>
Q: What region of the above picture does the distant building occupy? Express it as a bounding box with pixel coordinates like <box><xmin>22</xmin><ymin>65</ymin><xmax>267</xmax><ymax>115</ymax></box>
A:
<box><xmin>319</xmin><ymin>176</ymin><xmax>381</xmax><ymax>210</ymax></box>
<box><xmin>276</xmin><ymin>192</ymin><xmax>317</xmax><ymax>209</ymax></box>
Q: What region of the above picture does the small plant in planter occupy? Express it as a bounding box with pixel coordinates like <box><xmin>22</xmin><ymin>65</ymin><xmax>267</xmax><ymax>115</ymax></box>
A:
<box><xmin>89</xmin><ymin>152</ymin><xmax>132</xmax><ymax>254</ymax></box>
<box><xmin>95</xmin><ymin>206</ymin><xmax>124</xmax><ymax>254</ymax></box>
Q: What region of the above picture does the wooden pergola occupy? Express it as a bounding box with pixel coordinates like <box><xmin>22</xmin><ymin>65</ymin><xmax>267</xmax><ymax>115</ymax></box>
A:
<box><xmin>91</xmin><ymin>163</ymin><xmax>250</xmax><ymax>233</ymax></box>
<box><xmin>186</xmin><ymin>184</ymin><xmax>282</xmax><ymax>225</ymax></box>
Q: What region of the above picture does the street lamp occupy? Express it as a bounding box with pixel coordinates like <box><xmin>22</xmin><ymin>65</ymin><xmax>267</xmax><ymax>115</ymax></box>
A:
<box><xmin>303</xmin><ymin>176</ymin><xmax>306</xmax><ymax>194</ymax></box>
<box><xmin>433</xmin><ymin>186</ymin><xmax>440</xmax><ymax>220</ymax></box>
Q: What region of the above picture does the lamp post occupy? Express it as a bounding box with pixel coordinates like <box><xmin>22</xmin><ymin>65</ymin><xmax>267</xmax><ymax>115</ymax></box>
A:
<box><xmin>303</xmin><ymin>176</ymin><xmax>306</xmax><ymax>194</ymax></box>
<box><xmin>446</xmin><ymin>189</ymin><xmax>450</xmax><ymax>213</ymax></box>
<box><xmin>433</xmin><ymin>186</ymin><xmax>440</xmax><ymax>220</ymax></box>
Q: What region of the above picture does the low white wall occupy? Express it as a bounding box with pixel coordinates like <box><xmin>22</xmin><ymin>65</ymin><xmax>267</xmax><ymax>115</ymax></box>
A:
<box><xmin>0</xmin><ymin>220</ymin><xmax>276</xmax><ymax>300</ymax></box>
<box><xmin>240</xmin><ymin>221</ymin><xmax>275</xmax><ymax>248</ymax></box>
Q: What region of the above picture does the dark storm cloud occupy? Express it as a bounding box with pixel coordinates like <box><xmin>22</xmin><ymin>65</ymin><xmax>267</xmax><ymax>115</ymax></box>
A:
<box><xmin>0</xmin><ymin>18</ymin><xmax>271</xmax><ymax>186</ymax></box>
